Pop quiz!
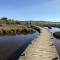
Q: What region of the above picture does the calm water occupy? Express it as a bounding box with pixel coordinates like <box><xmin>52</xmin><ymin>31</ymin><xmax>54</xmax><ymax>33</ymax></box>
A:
<box><xmin>0</xmin><ymin>32</ymin><xmax>39</xmax><ymax>60</ymax></box>
<box><xmin>49</xmin><ymin>27</ymin><xmax>60</xmax><ymax>33</ymax></box>
<box><xmin>49</xmin><ymin>27</ymin><xmax>60</xmax><ymax>56</ymax></box>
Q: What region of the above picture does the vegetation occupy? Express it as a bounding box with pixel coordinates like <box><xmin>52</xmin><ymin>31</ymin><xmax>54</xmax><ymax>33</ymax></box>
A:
<box><xmin>29</xmin><ymin>22</ymin><xmax>60</xmax><ymax>28</ymax></box>
<box><xmin>1</xmin><ymin>17</ymin><xmax>8</xmax><ymax>20</ymax></box>
<box><xmin>0</xmin><ymin>17</ymin><xmax>36</xmax><ymax>35</ymax></box>
<box><xmin>0</xmin><ymin>17</ymin><xmax>60</xmax><ymax>35</ymax></box>
<box><xmin>0</xmin><ymin>17</ymin><xmax>60</xmax><ymax>28</ymax></box>
<box><xmin>0</xmin><ymin>25</ymin><xmax>36</xmax><ymax>35</ymax></box>
<box><xmin>53</xmin><ymin>32</ymin><xmax>60</xmax><ymax>39</ymax></box>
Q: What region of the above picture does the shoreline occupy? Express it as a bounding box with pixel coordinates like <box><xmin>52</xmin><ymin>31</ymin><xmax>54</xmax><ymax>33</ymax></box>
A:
<box><xmin>18</xmin><ymin>27</ymin><xmax>60</xmax><ymax>60</ymax></box>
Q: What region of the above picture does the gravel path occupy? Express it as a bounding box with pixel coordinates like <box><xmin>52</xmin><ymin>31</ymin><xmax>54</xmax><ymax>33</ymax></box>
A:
<box><xmin>18</xmin><ymin>27</ymin><xmax>60</xmax><ymax>60</ymax></box>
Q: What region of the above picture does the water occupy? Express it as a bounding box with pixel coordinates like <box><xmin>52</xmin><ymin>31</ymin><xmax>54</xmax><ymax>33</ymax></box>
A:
<box><xmin>49</xmin><ymin>27</ymin><xmax>60</xmax><ymax>56</ymax></box>
<box><xmin>0</xmin><ymin>32</ymin><xmax>39</xmax><ymax>60</ymax></box>
<box><xmin>50</xmin><ymin>27</ymin><xmax>60</xmax><ymax>33</ymax></box>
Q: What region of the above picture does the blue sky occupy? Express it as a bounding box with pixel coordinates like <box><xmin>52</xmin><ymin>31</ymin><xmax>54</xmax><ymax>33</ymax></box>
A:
<box><xmin>0</xmin><ymin>0</ymin><xmax>60</xmax><ymax>22</ymax></box>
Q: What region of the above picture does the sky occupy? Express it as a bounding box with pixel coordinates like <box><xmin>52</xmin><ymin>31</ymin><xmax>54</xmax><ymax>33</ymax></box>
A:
<box><xmin>0</xmin><ymin>0</ymin><xmax>60</xmax><ymax>22</ymax></box>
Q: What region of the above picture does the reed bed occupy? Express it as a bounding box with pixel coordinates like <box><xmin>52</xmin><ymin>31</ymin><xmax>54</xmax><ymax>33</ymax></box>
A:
<box><xmin>0</xmin><ymin>25</ymin><xmax>35</xmax><ymax>35</ymax></box>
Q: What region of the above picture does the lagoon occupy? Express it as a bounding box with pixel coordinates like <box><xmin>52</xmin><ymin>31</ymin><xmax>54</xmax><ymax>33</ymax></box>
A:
<box><xmin>0</xmin><ymin>32</ymin><xmax>39</xmax><ymax>60</ymax></box>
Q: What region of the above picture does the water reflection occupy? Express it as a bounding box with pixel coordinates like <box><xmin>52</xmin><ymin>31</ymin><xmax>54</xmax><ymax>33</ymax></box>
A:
<box><xmin>49</xmin><ymin>27</ymin><xmax>60</xmax><ymax>57</ymax></box>
<box><xmin>0</xmin><ymin>32</ymin><xmax>39</xmax><ymax>60</ymax></box>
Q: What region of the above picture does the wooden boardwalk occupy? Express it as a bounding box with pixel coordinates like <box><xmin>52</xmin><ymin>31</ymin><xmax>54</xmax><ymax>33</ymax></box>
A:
<box><xmin>18</xmin><ymin>27</ymin><xmax>60</xmax><ymax>60</ymax></box>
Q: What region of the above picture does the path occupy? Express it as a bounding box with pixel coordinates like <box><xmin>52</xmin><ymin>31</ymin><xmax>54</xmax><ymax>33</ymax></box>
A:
<box><xmin>18</xmin><ymin>27</ymin><xmax>60</xmax><ymax>60</ymax></box>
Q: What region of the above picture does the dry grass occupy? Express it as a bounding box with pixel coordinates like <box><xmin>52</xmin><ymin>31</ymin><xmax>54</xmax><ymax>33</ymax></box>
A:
<box><xmin>0</xmin><ymin>25</ymin><xmax>35</xmax><ymax>35</ymax></box>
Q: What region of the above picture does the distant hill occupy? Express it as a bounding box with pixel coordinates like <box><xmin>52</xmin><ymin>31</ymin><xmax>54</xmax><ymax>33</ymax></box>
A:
<box><xmin>0</xmin><ymin>18</ymin><xmax>60</xmax><ymax>24</ymax></box>
<box><xmin>19</xmin><ymin>21</ymin><xmax>60</xmax><ymax>24</ymax></box>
